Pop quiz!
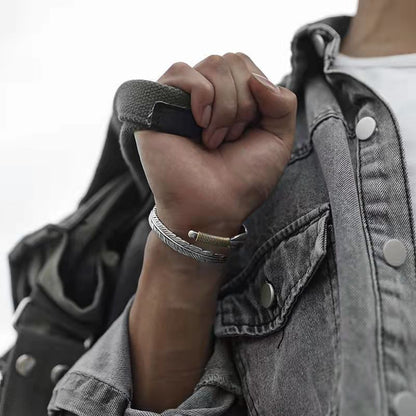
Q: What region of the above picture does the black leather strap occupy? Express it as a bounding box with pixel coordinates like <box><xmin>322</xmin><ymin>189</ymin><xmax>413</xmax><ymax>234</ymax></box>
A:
<box><xmin>149</xmin><ymin>101</ymin><xmax>202</xmax><ymax>141</ymax></box>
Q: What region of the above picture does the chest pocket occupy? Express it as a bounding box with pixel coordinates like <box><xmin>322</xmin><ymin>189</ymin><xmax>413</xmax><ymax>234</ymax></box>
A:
<box><xmin>215</xmin><ymin>202</ymin><xmax>332</xmax><ymax>336</ymax></box>
<box><xmin>213</xmin><ymin>202</ymin><xmax>339</xmax><ymax>416</ymax></box>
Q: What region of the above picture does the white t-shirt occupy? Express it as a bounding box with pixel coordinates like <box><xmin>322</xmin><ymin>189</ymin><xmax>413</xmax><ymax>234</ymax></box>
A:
<box><xmin>332</xmin><ymin>52</ymin><xmax>416</xmax><ymax>227</ymax></box>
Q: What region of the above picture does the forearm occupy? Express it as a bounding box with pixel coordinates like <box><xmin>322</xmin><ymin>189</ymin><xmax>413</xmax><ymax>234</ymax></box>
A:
<box><xmin>128</xmin><ymin>229</ymin><xmax>236</xmax><ymax>412</ymax></box>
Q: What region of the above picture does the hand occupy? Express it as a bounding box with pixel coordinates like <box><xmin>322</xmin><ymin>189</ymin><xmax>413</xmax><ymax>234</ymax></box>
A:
<box><xmin>134</xmin><ymin>52</ymin><xmax>297</xmax><ymax>239</ymax></box>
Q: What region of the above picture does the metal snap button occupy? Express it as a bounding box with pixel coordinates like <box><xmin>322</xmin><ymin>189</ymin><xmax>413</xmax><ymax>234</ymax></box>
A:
<box><xmin>102</xmin><ymin>250</ymin><xmax>120</xmax><ymax>267</ymax></box>
<box><xmin>383</xmin><ymin>239</ymin><xmax>407</xmax><ymax>267</ymax></box>
<box><xmin>15</xmin><ymin>354</ymin><xmax>36</xmax><ymax>377</ymax></box>
<box><xmin>312</xmin><ymin>33</ymin><xmax>326</xmax><ymax>58</ymax></box>
<box><xmin>355</xmin><ymin>116</ymin><xmax>377</xmax><ymax>140</ymax></box>
<box><xmin>393</xmin><ymin>391</ymin><xmax>416</xmax><ymax>416</ymax></box>
<box><xmin>260</xmin><ymin>281</ymin><xmax>275</xmax><ymax>308</ymax></box>
<box><xmin>50</xmin><ymin>364</ymin><xmax>69</xmax><ymax>385</ymax></box>
<box><xmin>84</xmin><ymin>335</ymin><xmax>94</xmax><ymax>350</ymax></box>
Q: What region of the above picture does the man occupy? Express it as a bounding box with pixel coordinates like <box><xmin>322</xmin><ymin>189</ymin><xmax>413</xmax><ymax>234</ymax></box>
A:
<box><xmin>1</xmin><ymin>0</ymin><xmax>416</xmax><ymax>415</ymax></box>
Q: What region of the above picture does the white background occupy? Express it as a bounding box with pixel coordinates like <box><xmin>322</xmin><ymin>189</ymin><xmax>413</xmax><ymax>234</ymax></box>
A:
<box><xmin>0</xmin><ymin>0</ymin><xmax>357</xmax><ymax>354</ymax></box>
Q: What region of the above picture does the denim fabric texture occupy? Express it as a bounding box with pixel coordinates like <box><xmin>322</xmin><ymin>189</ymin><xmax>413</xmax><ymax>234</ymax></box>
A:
<box><xmin>3</xmin><ymin>13</ymin><xmax>416</xmax><ymax>416</ymax></box>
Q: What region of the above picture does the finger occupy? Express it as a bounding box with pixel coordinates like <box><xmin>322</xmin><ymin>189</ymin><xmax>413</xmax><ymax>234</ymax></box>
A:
<box><xmin>157</xmin><ymin>62</ymin><xmax>215</xmax><ymax>130</ymax></box>
<box><xmin>193</xmin><ymin>55</ymin><xmax>238</xmax><ymax>149</ymax></box>
<box><xmin>234</xmin><ymin>52</ymin><xmax>268</xmax><ymax>78</ymax></box>
<box><xmin>221</xmin><ymin>53</ymin><xmax>259</xmax><ymax>142</ymax></box>
<box><xmin>248</xmin><ymin>73</ymin><xmax>297</xmax><ymax>152</ymax></box>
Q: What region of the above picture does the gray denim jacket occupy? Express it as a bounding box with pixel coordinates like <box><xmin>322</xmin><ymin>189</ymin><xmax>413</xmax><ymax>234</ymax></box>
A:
<box><xmin>3</xmin><ymin>14</ymin><xmax>416</xmax><ymax>416</ymax></box>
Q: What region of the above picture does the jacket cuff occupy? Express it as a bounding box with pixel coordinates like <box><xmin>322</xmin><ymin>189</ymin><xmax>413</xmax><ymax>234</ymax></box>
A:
<box><xmin>47</xmin><ymin>296</ymin><xmax>244</xmax><ymax>416</ymax></box>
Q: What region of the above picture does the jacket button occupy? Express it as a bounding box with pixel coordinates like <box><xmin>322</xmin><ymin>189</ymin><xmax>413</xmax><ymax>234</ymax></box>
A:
<box><xmin>355</xmin><ymin>116</ymin><xmax>377</xmax><ymax>140</ymax></box>
<box><xmin>102</xmin><ymin>250</ymin><xmax>120</xmax><ymax>267</ymax></box>
<box><xmin>383</xmin><ymin>239</ymin><xmax>407</xmax><ymax>267</ymax></box>
<box><xmin>15</xmin><ymin>354</ymin><xmax>36</xmax><ymax>377</ymax></box>
<box><xmin>50</xmin><ymin>364</ymin><xmax>69</xmax><ymax>385</ymax></box>
<box><xmin>393</xmin><ymin>391</ymin><xmax>416</xmax><ymax>416</ymax></box>
<box><xmin>260</xmin><ymin>281</ymin><xmax>275</xmax><ymax>308</ymax></box>
<box><xmin>312</xmin><ymin>33</ymin><xmax>326</xmax><ymax>58</ymax></box>
<box><xmin>84</xmin><ymin>335</ymin><xmax>94</xmax><ymax>349</ymax></box>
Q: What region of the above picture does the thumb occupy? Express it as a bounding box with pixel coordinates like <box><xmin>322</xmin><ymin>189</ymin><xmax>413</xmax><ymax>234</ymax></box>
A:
<box><xmin>248</xmin><ymin>73</ymin><xmax>297</xmax><ymax>145</ymax></box>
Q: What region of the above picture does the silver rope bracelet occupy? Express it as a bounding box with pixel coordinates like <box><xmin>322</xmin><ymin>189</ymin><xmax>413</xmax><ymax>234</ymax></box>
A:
<box><xmin>148</xmin><ymin>205</ymin><xmax>248</xmax><ymax>263</ymax></box>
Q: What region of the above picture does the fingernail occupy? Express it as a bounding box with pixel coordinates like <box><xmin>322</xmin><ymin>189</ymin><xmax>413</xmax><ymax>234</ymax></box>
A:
<box><xmin>252</xmin><ymin>73</ymin><xmax>280</xmax><ymax>93</ymax></box>
<box><xmin>201</xmin><ymin>104</ymin><xmax>212</xmax><ymax>128</ymax></box>
<box><xmin>208</xmin><ymin>127</ymin><xmax>228</xmax><ymax>148</ymax></box>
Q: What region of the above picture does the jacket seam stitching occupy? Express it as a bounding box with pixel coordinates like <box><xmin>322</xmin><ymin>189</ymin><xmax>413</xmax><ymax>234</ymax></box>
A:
<box><xmin>310</xmin><ymin>112</ymin><xmax>351</xmax><ymax>138</ymax></box>
<box><xmin>50</xmin><ymin>387</ymin><xmax>128</xmax><ymax>413</ymax></box>
<box><xmin>56</xmin><ymin>370</ymin><xmax>130</xmax><ymax>401</ymax></box>
<box><xmin>356</xmin><ymin>138</ymin><xmax>386</xmax><ymax>412</ymax></box>
<box><xmin>326</xmin><ymin>240</ymin><xmax>341</xmax><ymax>416</ymax></box>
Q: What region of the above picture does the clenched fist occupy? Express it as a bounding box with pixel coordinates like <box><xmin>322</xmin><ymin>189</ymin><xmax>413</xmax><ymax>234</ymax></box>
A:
<box><xmin>134</xmin><ymin>52</ymin><xmax>297</xmax><ymax>241</ymax></box>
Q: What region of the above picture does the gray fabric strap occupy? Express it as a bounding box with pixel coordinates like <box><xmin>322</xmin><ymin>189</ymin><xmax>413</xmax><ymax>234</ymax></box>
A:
<box><xmin>114</xmin><ymin>79</ymin><xmax>202</xmax><ymax>140</ymax></box>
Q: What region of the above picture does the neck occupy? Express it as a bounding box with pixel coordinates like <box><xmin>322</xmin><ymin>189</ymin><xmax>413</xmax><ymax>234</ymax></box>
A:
<box><xmin>340</xmin><ymin>0</ymin><xmax>416</xmax><ymax>57</ymax></box>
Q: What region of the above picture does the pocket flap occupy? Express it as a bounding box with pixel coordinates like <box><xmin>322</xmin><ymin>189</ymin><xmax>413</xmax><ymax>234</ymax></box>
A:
<box><xmin>214</xmin><ymin>203</ymin><xmax>331</xmax><ymax>337</ymax></box>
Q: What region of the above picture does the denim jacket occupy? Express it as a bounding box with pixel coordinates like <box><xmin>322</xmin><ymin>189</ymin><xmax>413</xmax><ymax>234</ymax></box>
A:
<box><xmin>2</xmin><ymin>14</ymin><xmax>416</xmax><ymax>416</ymax></box>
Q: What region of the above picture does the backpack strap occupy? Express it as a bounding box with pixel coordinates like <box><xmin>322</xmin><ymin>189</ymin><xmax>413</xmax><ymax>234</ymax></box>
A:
<box><xmin>0</xmin><ymin>289</ymin><xmax>89</xmax><ymax>415</ymax></box>
<box><xmin>2</xmin><ymin>173</ymin><xmax>144</xmax><ymax>416</ymax></box>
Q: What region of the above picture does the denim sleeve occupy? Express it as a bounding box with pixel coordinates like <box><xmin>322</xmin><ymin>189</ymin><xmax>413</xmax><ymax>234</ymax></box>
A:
<box><xmin>47</xmin><ymin>296</ymin><xmax>246</xmax><ymax>416</ymax></box>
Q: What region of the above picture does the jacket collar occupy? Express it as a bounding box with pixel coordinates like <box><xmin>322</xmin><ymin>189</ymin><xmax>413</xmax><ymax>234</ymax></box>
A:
<box><xmin>286</xmin><ymin>15</ymin><xmax>352</xmax><ymax>93</ymax></box>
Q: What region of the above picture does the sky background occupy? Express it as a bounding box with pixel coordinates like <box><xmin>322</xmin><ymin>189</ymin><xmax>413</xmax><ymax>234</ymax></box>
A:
<box><xmin>0</xmin><ymin>0</ymin><xmax>357</xmax><ymax>354</ymax></box>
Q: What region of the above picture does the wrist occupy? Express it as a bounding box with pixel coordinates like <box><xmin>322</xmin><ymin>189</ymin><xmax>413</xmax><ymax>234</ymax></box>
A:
<box><xmin>133</xmin><ymin>231</ymin><xmax>227</xmax><ymax>314</ymax></box>
<box><xmin>144</xmin><ymin>230</ymin><xmax>230</xmax><ymax>276</ymax></box>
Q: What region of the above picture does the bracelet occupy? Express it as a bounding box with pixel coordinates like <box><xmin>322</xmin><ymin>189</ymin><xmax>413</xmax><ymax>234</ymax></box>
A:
<box><xmin>148</xmin><ymin>205</ymin><xmax>248</xmax><ymax>263</ymax></box>
<box><xmin>188</xmin><ymin>224</ymin><xmax>247</xmax><ymax>248</ymax></box>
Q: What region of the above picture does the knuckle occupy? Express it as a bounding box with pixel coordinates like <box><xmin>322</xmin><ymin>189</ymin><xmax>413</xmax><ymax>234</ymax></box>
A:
<box><xmin>222</xmin><ymin>52</ymin><xmax>238</xmax><ymax>61</ymax></box>
<box><xmin>238</xmin><ymin>100</ymin><xmax>257</xmax><ymax>120</ymax></box>
<box><xmin>206</xmin><ymin>54</ymin><xmax>224</xmax><ymax>65</ymax></box>
<box><xmin>205</xmin><ymin>54</ymin><xmax>228</xmax><ymax>73</ymax></box>
<box><xmin>217</xmin><ymin>101</ymin><xmax>237</xmax><ymax>123</ymax></box>
<box><xmin>285</xmin><ymin>89</ymin><xmax>298</xmax><ymax>109</ymax></box>
<box><xmin>167</xmin><ymin>61</ymin><xmax>191</xmax><ymax>74</ymax></box>
<box><xmin>235</xmin><ymin>51</ymin><xmax>252</xmax><ymax>62</ymax></box>
<box><xmin>198</xmin><ymin>81</ymin><xmax>215</xmax><ymax>100</ymax></box>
